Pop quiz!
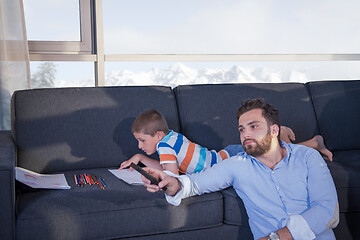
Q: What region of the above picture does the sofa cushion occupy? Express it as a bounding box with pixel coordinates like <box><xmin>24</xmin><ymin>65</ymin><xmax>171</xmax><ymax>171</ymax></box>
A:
<box><xmin>174</xmin><ymin>83</ymin><xmax>319</xmax><ymax>151</ymax></box>
<box><xmin>327</xmin><ymin>150</ymin><xmax>360</xmax><ymax>213</ymax></box>
<box><xmin>307</xmin><ymin>80</ymin><xmax>360</xmax><ymax>151</ymax></box>
<box><xmin>129</xmin><ymin>224</ymin><xmax>252</xmax><ymax>240</ymax></box>
<box><xmin>11</xmin><ymin>87</ymin><xmax>180</xmax><ymax>173</ymax></box>
<box><xmin>333</xmin><ymin>212</ymin><xmax>360</xmax><ymax>240</ymax></box>
<box><xmin>220</xmin><ymin>187</ymin><xmax>250</xmax><ymax>227</ymax></box>
<box><xmin>15</xmin><ymin>168</ymin><xmax>224</xmax><ymax>240</ymax></box>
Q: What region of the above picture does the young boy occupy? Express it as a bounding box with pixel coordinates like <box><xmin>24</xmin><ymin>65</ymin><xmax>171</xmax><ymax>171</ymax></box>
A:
<box><xmin>119</xmin><ymin>109</ymin><xmax>333</xmax><ymax>175</ymax></box>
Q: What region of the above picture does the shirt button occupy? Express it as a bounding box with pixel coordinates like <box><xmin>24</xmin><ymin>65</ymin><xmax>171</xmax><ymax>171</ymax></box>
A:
<box><xmin>272</xmin><ymin>171</ymin><xmax>274</xmax><ymax>174</ymax></box>
<box><xmin>277</xmin><ymin>187</ymin><xmax>280</xmax><ymax>190</ymax></box>
<box><xmin>288</xmin><ymin>213</ymin><xmax>291</xmax><ymax>216</ymax></box>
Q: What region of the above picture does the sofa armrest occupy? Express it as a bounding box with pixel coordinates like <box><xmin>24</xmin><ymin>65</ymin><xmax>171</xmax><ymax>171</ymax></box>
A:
<box><xmin>0</xmin><ymin>131</ymin><xmax>16</xmax><ymax>239</ymax></box>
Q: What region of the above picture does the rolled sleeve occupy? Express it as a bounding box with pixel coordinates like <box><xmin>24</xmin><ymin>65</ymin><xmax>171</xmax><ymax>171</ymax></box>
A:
<box><xmin>286</xmin><ymin>215</ymin><xmax>316</xmax><ymax>239</ymax></box>
<box><xmin>164</xmin><ymin>171</ymin><xmax>192</xmax><ymax>206</ymax></box>
<box><xmin>163</xmin><ymin>159</ymin><xmax>235</xmax><ymax>206</ymax></box>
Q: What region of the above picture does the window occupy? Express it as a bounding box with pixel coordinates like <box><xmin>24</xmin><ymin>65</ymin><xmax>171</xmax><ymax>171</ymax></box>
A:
<box><xmin>30</xmin><ymin>61</ymin><xmax>95</xmax><ymax>88</ymax></box>
<box><xmin>24</xmin><ymin>0</ymin><xmax>92</xmax><ymax>53</ymax></box>
<box><xmin>24</xmin><ymin>0</ymin><xmax>80</xmax><ymax>41</ymax></box>
<box><xmin>23</xmin><ymin>0</ymin><xmax>360</xmax><ymax>88</ymax></box>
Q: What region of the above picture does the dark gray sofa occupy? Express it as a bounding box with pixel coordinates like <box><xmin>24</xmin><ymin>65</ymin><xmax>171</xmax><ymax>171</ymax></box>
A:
<box><xmin>0</xmin><ymin>80</ymin><xmax>359</xmax><ymax>239</ymax></box>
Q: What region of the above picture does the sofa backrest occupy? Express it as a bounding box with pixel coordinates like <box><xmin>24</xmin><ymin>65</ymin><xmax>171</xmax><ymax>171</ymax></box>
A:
<box><xmin>174</xmin><ymin>83</ymin><xmax>319</xmax><ymax>151</ymax></box>
<box><xmin>11</xmin><ymin>86</ymin><xmax>180</xmax><ymax>173</ymax></box>
<box><xmin>307</xmin><ymin>80</ymin><xmax>360</xmax><ymax>151</ymax></box>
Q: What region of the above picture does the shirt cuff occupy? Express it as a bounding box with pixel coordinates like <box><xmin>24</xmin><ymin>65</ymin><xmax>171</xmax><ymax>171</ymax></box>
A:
<box><xmin>163</xmin><ymin>171</ymin><xmax>191</xmax><ymax>206</ymax></box>
<box><xmin>160</xmin><ymin>161</ymin><xmax>177</xmax><ymax>164</ymax></box>
<box><xmin>286</xmin><ymin>215</ymin><xmax>316</xmax><ymax>240</ymax></box>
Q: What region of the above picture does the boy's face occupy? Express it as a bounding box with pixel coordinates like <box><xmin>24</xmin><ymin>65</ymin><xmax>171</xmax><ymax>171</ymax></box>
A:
<box><xmin>133</xmin><ymin>131</ymin><xmax>162</xmax><ymax>155</ymax></box>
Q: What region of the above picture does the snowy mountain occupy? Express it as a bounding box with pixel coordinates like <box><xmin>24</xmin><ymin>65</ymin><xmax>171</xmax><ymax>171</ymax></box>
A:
<box><xmin>104</xmin><ymin>63</ymin><xmax>310</xmax><ymax>88</ymax></box>
<box><xmin>52</xmin><ymin>63</ymin><xmax>311</xmax><ymax>88</ymax></box>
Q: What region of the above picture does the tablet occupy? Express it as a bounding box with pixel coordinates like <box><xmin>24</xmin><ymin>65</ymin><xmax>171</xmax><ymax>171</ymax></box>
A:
<box><xmin>130</xmin><ymin>163</ymin><xmax>167</xmax><ymax>191</ymax></box>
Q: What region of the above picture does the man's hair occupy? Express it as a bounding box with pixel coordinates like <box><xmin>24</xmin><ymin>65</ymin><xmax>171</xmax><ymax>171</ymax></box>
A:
<box><xmin>236</xmin><ymin>98</ymin><xmax>281</xmax><ymax>142</ymax></box>
<box><xmin>132</xmin><ymin>109</ymin><xmax>170</xmax><ymax>136</ymax></box>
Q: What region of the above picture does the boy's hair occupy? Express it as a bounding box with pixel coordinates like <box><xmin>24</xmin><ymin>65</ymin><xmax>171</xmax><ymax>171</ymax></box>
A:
<box><xmin>132</xmin><ymin>109</ymin><xmax>170</xmax><ymax>136</ymax></box>
<box><xmin>236</xmin><ymin>98</ymin><xmax>281</xmax><ymax>142</ymax></box>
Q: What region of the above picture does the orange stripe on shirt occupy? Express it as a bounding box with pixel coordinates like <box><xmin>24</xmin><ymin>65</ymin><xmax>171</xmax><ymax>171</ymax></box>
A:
<box><xmin>179</xmin><ymin>142</ymin><xmax>196</xmax><ymax>174</ymax></box>
<box><xmin>160</xmin><ymin>154</ymin><xmax>177</xmax><ymax>163</ymax></box>
<box><xmin>219</xmin><ymin>150</ymin><xmax>229</xmax><ymax>160</ymax></box>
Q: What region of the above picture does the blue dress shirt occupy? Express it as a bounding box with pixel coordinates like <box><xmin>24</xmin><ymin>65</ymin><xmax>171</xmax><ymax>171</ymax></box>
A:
<box><xmin>165</xmin><ymin>142</ymin><xmax>339</xmax><ymax>240</ymax></box>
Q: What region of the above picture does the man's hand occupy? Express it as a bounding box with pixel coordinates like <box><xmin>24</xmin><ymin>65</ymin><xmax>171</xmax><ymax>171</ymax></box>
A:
<box><xmin>141</xmin><ymin>167</ymin><xmax>180</xmax><ymax>196</ymax></box>
<box><xmin>258</xmin><ymin>227</ymin><xmax>293</xmax><ymax>240</ymax></box>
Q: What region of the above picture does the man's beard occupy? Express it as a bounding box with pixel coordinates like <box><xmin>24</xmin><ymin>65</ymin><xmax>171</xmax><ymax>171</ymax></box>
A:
<box><xmin>242</xmin><ymin>130</ymin><xmax>272</xmax><ymax>157</ymax></box>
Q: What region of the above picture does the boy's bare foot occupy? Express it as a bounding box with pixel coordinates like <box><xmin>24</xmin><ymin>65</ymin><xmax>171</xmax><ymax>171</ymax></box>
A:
<box><xmin>280</xmin><ymin>126</ymin><xmax>296</xmax><ymax>143</ymax></box>
<box><xmin>313</xmin><ymin>135</ymin><xmax>333</xmax><ymax>161</ymax></box>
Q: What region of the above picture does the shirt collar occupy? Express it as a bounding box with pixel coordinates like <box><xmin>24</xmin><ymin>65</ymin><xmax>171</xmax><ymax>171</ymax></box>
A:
<box><xmin>274</xmin><ymin>141</ymin><xmax>292</xmax><ymax>168</ymax></box>
<box><xmin>246</xmin><ymin>140</ymin><xmax>292</xmax><ymax>169</ymax></box>
<box><xmin>161</xmin><ymin>129</ymin><xmax>173</xmax><ymax>143</ymax></box>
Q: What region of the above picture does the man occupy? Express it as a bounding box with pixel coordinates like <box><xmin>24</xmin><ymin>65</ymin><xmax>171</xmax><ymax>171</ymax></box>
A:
<box><xmin>143</xmin><ymin>98</ymin><xmax>339</xmax><ymax>240</ymax></box>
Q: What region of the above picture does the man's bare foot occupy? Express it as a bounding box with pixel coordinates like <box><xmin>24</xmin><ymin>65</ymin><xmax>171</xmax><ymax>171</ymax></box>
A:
<box><xmin>280</xmin><ymin>126</ymin><xmax>296</xmax><ymax>143</ymax></box>
<box><xmin>313</xmin><ymin>135</ymin><xmax>333</xmax><ymax>161</ymax></box>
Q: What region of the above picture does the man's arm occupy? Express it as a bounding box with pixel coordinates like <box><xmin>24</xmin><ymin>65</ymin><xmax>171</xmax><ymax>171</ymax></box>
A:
<box><xmin>162</xmin><ymin>162</ymin><xmax>179</xmax><ymax>175</ymax></box>
<box><xmin>143</xmin><ymin>158</ymin><xmax>236</xmax><ymax>205</ymax></box>
<box><xmin>287</xmin><ymin>149</ymin><xmax>339</xmax><ymax>239</ymax></box>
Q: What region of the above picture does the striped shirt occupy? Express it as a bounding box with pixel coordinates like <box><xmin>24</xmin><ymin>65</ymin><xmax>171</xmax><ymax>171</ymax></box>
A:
<box><xmin>156</xmin><ymin>130</ymin><xmax>230</xmax><ymax>174</ymax></box>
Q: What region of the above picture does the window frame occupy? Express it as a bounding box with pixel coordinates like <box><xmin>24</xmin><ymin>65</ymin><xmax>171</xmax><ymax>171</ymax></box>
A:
<box><xmin>27</xmin><ymin>0</ymin><xmax>92</xmax><ymax>54</ymax></box>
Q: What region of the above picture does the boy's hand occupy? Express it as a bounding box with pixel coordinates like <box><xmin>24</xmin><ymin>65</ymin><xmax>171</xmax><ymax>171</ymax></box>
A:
<box><xmin>119</xmin><ymin>154</ymin><xmax>141</xmax><ymax>171</ymax></box>
<box><xmin>141</xmin><ymin>167</ymin><xmax>180</xmax><ymax>196</ymax></box>
<box><xmin>280</xmin><ymin>126</ymin><xmax>296</xmax><ymax>143</ymax></box>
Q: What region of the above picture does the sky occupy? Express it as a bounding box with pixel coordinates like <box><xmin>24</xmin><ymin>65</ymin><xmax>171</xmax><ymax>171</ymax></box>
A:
<box><xmin>102</xmin><ymin>0</ymin><xmax>360</xmax><ymax>54</ymax></box>
<box><xmin>23</xmin><ymin>0</ymin><xmax>80</xmax><ymax>41</ymax></box>
<box><xmin>23</xmin><ymin>0</ymin><xmax>360</xmax><ymax>86</ymax></box>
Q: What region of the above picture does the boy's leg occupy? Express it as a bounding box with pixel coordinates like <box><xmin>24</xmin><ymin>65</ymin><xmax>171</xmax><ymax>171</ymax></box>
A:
<box><xmin>280</xmin><ymin>126</ymin><xmax>332</xmax><ymax>161</ymax></box>
<box><xmin>298</xmin><ymin>135</ymin><xmax>333</xmax><ymax>161</ymax></box>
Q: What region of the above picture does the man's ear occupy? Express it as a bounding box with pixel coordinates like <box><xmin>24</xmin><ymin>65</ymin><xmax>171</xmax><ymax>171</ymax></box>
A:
<box><xmin>271</xmin><ymin>124</ymin><xmax>280</xmax><ymax>138</ymax></box>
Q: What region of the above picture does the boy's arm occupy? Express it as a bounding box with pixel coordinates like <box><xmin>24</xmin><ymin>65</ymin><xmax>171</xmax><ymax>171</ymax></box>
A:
<box><xmin>157</xmin><ymin>144</ymin><xmax>178</xmax><ymax>174</ymax></box>
<box><xmin>280</xmin><ymin>126</ymin><xmax>296</xmax><ymax>143</ymax></box>
<box><xmin>119</xmin><ymin>154</ymin><xmax>162</xmax><ymax>171</ymax></box>
<box><xmin>161</xmin><ymin>162</ymin><xmax>179</xmax><ymax>175</ymax></box>
<box><xmin>222</xmin><ymin>145</ymin><xmax>244</xmax><ymax>157</ymax></box>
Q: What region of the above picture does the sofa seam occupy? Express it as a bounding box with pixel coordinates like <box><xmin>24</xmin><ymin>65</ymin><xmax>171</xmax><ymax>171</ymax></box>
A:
<box><xmin>103</xmin><ymin>222</ymin><xmax>225</xmax><ymax>240</ymax></box>
<box><xmin>17</xmin><ymin>195</ymin><xmax>224</xmax><ymax>220</ymax></box>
